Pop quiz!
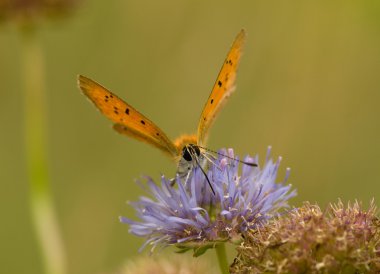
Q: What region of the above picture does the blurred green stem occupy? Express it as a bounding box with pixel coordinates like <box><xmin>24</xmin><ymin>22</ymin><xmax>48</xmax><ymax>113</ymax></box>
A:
<box><xmin>22</xmin><ymin>30</ymin><xmax>67</xmax><ymax>274</ymax></box>
<box><xmin>215</xmin><ymin>243</ymin><xmax>229</xmax><ymax>274</ymax></box>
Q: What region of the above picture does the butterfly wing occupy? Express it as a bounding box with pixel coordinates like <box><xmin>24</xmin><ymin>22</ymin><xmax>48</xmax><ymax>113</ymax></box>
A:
<box><xmin>197</xmin><ymin>29</ymin><xmax>246</xmax><ymax>146</ymax></box>
<box><xmin>78</xmin><ymin>75</ymin><xmax>179</xmax><ymax>158</ymax></box>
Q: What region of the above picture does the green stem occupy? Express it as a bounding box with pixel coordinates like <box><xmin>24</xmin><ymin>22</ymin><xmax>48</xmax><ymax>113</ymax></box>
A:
<box><xmin>22</xmin><ymin>30</ymin><xmax>67</xmax><ymax>274</ymax></box>
<box><xmin>215</xmin><ymin>243</ymin><xmax>229</xmax><ymax>274</ymax></box>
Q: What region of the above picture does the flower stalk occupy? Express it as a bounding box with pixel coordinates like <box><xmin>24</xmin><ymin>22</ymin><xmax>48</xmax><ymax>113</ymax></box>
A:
<box><xmin>22</xmin><ymin>29</ymin><xmax>66</xmax><ymax>274</ymax></box>
<box><xmin>215</xmin><ymin>243</ymin><xmax>229</xmax><ymax>274</ymax></box>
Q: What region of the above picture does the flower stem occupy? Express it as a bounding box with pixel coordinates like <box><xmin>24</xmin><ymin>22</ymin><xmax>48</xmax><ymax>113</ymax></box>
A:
<box><xmin>215</xmin><ymin>243</ymin><xmax>229</xmax><ymax>274</ymax></box>
<box><xmin>21</xmin><ymin>29</ymin><xmax>67</xmax><ymax>274</ymax></box>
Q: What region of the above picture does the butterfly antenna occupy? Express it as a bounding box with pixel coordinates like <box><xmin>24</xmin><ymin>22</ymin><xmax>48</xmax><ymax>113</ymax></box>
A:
<box><xmin>197</xmin><ymin>159</ymin><xmax>215</xmax><ymax>195</ymax></box>
<box><xmin>202</xmin><ymin>151</ymin><xmax>221</xmax><ymax>170</ymax></box>
<box><xmin>197</xmin><ymin>145</ymin><xmax>258</xmax><ymax>167</ymax></box>
<box><xmin>188</xmin><ymin>147</ymin><xmax>216</xmax><ymax>195</ymax></box>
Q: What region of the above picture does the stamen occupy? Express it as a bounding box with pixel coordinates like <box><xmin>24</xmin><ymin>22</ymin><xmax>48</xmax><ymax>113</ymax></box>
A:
<box><xmin>197</xmin><ymin>145</ymin><xmax>258</xmax><ymax>167</ymax></box>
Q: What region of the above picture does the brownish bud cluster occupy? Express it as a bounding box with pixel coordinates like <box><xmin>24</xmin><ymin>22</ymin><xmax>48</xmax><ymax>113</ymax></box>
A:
<box><xmin>231</xmin><ymin>200</ymin><xmax>380</xmax><ymax>273</ymax></box>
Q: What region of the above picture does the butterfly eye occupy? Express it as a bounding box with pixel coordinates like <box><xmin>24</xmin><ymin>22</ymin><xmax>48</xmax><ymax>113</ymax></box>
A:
<box><xmin>182</xmin><ymin>144</ymin><xmax>201</xmax><ymax>162</ymax></box>
<box><xmin>192</xmin><ymin>145</ymin><xmax>201</xmax><ymax>157</ymax></box>
<box><xmin>182</xmin><ymin>146</ymin><xmax>193</xmax><ymax>161</ymax></box>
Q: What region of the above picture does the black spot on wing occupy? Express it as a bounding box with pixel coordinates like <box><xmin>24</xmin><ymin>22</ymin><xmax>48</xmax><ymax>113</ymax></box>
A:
<box><xmin>210</xmin><ymin>99</ymin><xmax>214</xmax><ymax>104</ymax></box>
<box><xmin>125</xmin><ymin>108</ymin><xmax>130</xmax><ymax>115</ymax></box>
<box><xmin>141</xmin><ymin>120</ymin><xmax>146</xmax><ymax>125</ymax></box>
<box><xmin>218</xmin><ymin>80</ymin><xmax>222</xmax><ymax>87</ymax></box>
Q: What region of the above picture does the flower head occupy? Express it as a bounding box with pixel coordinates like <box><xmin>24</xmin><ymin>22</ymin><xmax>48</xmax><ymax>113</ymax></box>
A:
<box><xmin>120</xmin><ymin>147</ymin><xmax>296</xmax><ymax>255</ymax></box>
<box><xmin>231</xmin><ymin>200</ymin><xmax>380</xmax><ymax>273</ymax></box>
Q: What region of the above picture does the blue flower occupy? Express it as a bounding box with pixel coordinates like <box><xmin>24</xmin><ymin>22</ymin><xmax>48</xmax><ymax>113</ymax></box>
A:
<box><xmin>120</xmin><ymin>147</ymin><xmax>296</xmax><ymax>254</ymax></box>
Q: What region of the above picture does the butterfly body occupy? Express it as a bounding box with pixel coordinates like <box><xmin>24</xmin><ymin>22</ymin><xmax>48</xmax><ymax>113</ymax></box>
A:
<box><xmin>78</xmin><ymin>29</ymin><xmax>246</xmax><ymax>178</ymax></box>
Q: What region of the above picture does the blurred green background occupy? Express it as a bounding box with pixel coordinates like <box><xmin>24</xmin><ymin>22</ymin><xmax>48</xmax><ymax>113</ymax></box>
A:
<box><xmin>1</xmin><ymin>1</ymin><xmax>380</xmax><ymax>273</ymax></box>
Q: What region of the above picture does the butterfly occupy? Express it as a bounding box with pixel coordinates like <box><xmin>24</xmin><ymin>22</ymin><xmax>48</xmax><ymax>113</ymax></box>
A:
<box><xmin>78</xmin><ymin>30</ymin><xmax>253</xmax><ymax>192</ymax></box>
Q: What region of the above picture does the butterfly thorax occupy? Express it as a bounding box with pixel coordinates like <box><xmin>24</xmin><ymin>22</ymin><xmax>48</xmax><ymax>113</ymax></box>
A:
<box><xmin>174</xmin><ymin>134</ymin><xmax>197</xmax><ymax>157</ymax></box>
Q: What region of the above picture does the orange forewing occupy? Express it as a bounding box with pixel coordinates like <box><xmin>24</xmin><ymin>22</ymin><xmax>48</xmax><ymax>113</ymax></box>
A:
<box><xmin>78</xmin><ymin>75</ymin><xmax>178</xmax><ymax>158</ymax></box>
<box><xmin>197</xmin><ymin>29</ymin><xmax>246</xmax><ymax>146</ymax></box>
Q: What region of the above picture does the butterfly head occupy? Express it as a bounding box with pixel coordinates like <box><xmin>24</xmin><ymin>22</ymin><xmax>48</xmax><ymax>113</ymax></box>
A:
<box><xmin>176</xmin><ymin>142</ymin><xmax>207</xmax><ymax>180</ymax></box>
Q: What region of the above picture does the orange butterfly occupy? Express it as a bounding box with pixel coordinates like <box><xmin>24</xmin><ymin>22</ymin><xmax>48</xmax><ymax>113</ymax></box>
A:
<box><xmin>78</xmin><ymin>30</ymin><xmax>248</xmax><ymax>188</ymax></box>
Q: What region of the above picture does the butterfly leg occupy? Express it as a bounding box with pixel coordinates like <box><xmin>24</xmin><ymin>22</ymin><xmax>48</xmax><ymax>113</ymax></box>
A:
<box><xmin>170</xmin><ymin>167</ymin><xmax>192</xmax><ymax>187</ymax></box>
